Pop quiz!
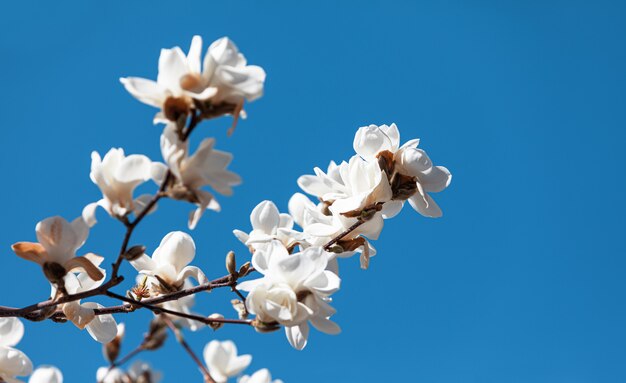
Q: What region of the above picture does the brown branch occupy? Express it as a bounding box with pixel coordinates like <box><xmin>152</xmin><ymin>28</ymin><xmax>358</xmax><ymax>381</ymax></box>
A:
<box><xmin>105</xmin><ymin>291</ymin><xmax>252</xmax><ymax>327</ymax></box>
<box><xmin>323</xmin><ymin>218</ymin><xmax>366</xmax><ymax>251</ymax></box>
<box><xmin>162</xmin><ymin>315</ymin><xmax>216</xmax><ymax>383</ymax></box>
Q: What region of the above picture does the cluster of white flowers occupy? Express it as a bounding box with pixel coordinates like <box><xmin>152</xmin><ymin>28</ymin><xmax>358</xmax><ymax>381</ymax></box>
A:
<box><xmin>0</xmin><ymin>317</ymin><xmax>63</xmax><ymax>383</ymax></box>
<box><xmin>2</xmin><ymin>35</ymin><xmax>452</xmax><ymax>382</ymax></box>
<box><xmin>234</xmin><ymin>123</ymin><xmax>451</xmax><ymax>349</ymax></box>
<box><xmin>203</xmin><ymin>340</ymin><xmax>281</xmax><ymax>383</ymax></box>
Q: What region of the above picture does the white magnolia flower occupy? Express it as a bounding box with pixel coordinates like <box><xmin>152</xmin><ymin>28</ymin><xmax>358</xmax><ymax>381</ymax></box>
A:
<box><xmin>11</xmin><ymin>216</ymin><xmax>103</xmax><ymax>283</ymax></box>
<box><xmin>233</xmin><ymin>200</ymin><xmax>304</xmax><ymax>252</ymax></box>
<box><xmin>29</xmin><ymin>366</ymin><xmax>63</xmax><ymax>383</ymax></box>
<box><xmin>238</xmin><ymin>369</ymin><xmax>283</xmax><ymax>383</ymax></box>
<box><xmin>353</xmin><ymin>123</ymin><xmax>451</xmax><ymax>217</ymax></box>
<box><xmin>288</xmin><ymin>193</ymin><xmax>376</xmax><ymax>269</ymax></box>
<box><xmin>121</xmin><ymin>36</ymin><xmax>265</xmax><ymax>123</ymax></box>
<box><xmin>84</xmin><ymin>148</ymin><xmax>164</xmax><ymax>224</ymax></box>
<box><xmin>238</xmin><ymin>241</ymin><xmax>341</xmax><ymax>350</ymax></box>
<box><xmin>202</xmin><ymin>37</ymin><xmax>266</xmax><ymax>105</ymax></box>
<box><xmin>0</xmin><ymin>318</ymin><xmax>33</xmax><ymax>383</ymax></box>
<box><xmin>128</xmin><ymin>360</ymin><xmax>162</xmax><ymax>383</ymax></box>
<box><xmin>96</xmin><ymin>367</ymin><xmax>126</xmax><ymax>383</ymax></box>
<box><xmin>131</xmin><ymin>231</ymin><xmax>208</xmax><ymax>291</ymax></box>
<box><xmin>297</xmin><ymin>157</ymin><xmax>394</xmax><ymax>241</ymax></box>
<box><xmin>161</xmin><ymin>123</ymin><xmax>241</xmax><ymax>229</ymax></box>
<box><xmin>53</xmin><ymin>254</ymin><xmax>118</xmax><ymax>344</ymax></box>
<box><xmin>203</xmin><ymin>340</ymin><xmax>252</xmax><ymax>383</ymax></box>
<box><xmin>121</xmin><ymin>36</ymin><xmax>218</xmax><ymax>123</ymax></box>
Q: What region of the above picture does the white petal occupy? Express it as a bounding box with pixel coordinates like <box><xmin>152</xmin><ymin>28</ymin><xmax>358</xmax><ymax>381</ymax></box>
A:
<box><xmin>152</xmin><ymin>231</ymin><xmax>196</xmax><ymax>273</ymax></box>
<box><xmin>120</xmin><ymin>77</ymin><xmax>165</xmax><ymax>107</ymax></box>
<box><xmin>408</xmin><ymin>190</ymin><xmax>443</xmax><ymax>218</ymax></box>
<box><xmin>250</xmin><ymin>201</ymin><xmax>280</xmax><ymax>234</ymax></box>
<box><xmin>28</xmin><ymin>366</ymin><xmax>63</xmax><ymax>383</ymax></box>
<box><xmin>285</xmin><ymin>323</ymin><xmax>309</xmax><ymax>350</ymax></box>
<box><xmin>82</xmin><ymin>303</ymin><xmax>117</xmax><ymax>344</ymax></box>
<box><xmin>0</xmin><ymin>318</ymin><xmax>24</xmax><ymax>347</ymax></box>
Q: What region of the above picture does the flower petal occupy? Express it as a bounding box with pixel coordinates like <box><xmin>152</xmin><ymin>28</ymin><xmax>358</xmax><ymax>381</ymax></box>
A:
<box><xmin>11</xmin><ymin>242</ymin><xmax>45</xmax><ymax>265</ymax></box>
<box><xmin>64</xmin><ymin>255</ymin><xmax>105</xmax><ymax>282</ymax></box>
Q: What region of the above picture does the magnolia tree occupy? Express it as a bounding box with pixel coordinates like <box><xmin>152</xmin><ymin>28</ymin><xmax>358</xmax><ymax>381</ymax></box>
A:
<box><xmin>0</xmin><ymin>36</ymin><xmax>451</xmax><ymax>383</ymax></box>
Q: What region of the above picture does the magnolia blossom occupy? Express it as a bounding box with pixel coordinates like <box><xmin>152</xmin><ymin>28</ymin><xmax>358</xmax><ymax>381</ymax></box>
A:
<box><xmin>121</xmin><ymin>36</ymin><xmax>265</xmax><ymax>123</ymax></box>
<box><xmin>233</xmin><ymin>200</ymin><xmax>304</xmax><ymax>252</ymax></box>
<box><xmin>53</xmin><ymin>254</ymin><xmax>118</xmax><ymax>344</ymax></box>
<box><xmin>0</xmin><ymin>318</ymin><xmax>32</xmax><ymax>383</ymax></box>
<box><xmin>84</xmin><ymin>148</ymin><xmax>164</xmax><ymax>224</ymax></box>
<box><xmin>238</xmin><ymin>369</ymin><xmax>283</xmax><ymax>383</ymax></box>
<box><xmin>131</xmin><ymin>231</ymin><xmax>208</xmax><ymax>291</ymax></box>
<box><xmin>127</xmin><ymin>361</ymin><xmax>162</xmax><ymax>383</ymax></box>
<box><xmin>29</xmin><ymin>366</ymin><xmax>63</xmax><ymax>383</ymax></box>
<box><xmin>160</xmin><ymin>123</ymin><xmax>241</xmax><ymax>229</ymax></box>
<box><xmin>11</xmin><ymin>216</ymin><xmax>103</xmax><ymax>284</ymax></box>
<box><xmin>96</xmin><ymin>366</ymin><xmax>126</xmax><ymax>383</ymax></box>
<box><xmin>238</xmin><ymin>241</ymin><xmax>341</xmax><ymax>350</ymax></box>
<box><xmin>203</xmin><ymin>340</ymin><xmax>252</xmax><ymax>383</ymax></box>
<box><xmin>297</xmin><ymin>156</ymin><xmax>396</xmax><ymax>240</ymax></box>
<box><xmin>288</xmin><ymin>193</ymin><xmax>376</xmax><ymax>269</ymax></box>
<box><xmin>353</xmin><ymin>123</ymin><xmax>451</xmax><ymax>217</ymax></box>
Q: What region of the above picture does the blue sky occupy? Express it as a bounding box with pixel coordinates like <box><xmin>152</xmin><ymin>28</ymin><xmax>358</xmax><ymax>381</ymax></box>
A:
<box><xmin>1</xmin><ymin>1</ymin><xmax>625</xmax><ymax>382</ymax></box>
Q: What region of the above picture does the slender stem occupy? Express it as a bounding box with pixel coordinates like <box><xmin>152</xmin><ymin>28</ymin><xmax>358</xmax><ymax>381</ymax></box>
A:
<box><xmin>105</xmin><ymin>291</ymin><xmax>252</xmax><ymax>326</ymax></box>
<box><xmin>323</xmin><ymin>219</ymin><xmax>366</xmax><ymax>250</ymax></box>
<box><xmin>162</xmin><ymin>315</ymin><xmax>216</xmax><ymax>383</ymax></box>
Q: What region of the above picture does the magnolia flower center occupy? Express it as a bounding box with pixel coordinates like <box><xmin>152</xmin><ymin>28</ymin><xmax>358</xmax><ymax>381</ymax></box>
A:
<box><xmin>163</xmin><ymin>96</ymin><xmax>191</xmax><ymax>121</ymax></box>
<box><xmin>179</xmin><ymin>73</ymin><xmax>205</xmax><ymax>93</ymax></box>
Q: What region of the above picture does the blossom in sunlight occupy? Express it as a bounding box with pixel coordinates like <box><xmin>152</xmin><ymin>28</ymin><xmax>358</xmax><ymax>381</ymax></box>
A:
<box><xmin>11</xmin><ymin>216</ymin><xmax>103</xmax><ymax>285</ymax></box>
<box><xmin>288</xmin><ymin>193</ymin><xmax>376</xmax><ymax>269</ymax></box>
<box><xmin>160</xmin><ymin>123</ymin><xmax>241</xmax><ymax>229</ymax></box>
<box><xmin>233</xmin><ymin>200</ymin><xmax>304</xmax><ymax>253</ymax></box>
<box><xmin>29</xmin><ymin>366</ymin><xmax>63</xmax><ymax>383</ymax></box>
<box><xmin>202</xmin><ymin>37</ymin><xmax>266</xmax><ymax>105</ymax></box>
<box><xmin>203</xmin><ymin>340</ymin><xmax>252</xmax><ymax>383</ymax></box>
<box><xmin>53</xmin><ymin>254</ymin><xmax>118</xmax><ymax>344</ymax></box>
<box><xmin>297</xmin><ymin>156</ymin><xmax>394</xmax><ymax>239</ymax></box>
<box><xmin>0</xmin><ymin>317</ymin><xmax>33</xmax><ymax>383</ymax></box>
<box><xmin>131</xmin><ymin>231</ymin><xmax>208</xmax><ymax>292</ymax></box>
<box><xmin>238</xmin><ymin>369</ymin><xmax>283</xmax><ymax>383</ymax></box>
<box><xmin>84</xmin><ymin>148</ymin><xmax>164</xmax><ymax>225</ymax></box>
<box><xmin>238</xmin><ymin>241</ymin><xmax>341</xmax><ymax>350</ymax></box>
<box><xmin>353</xmin><ymin>123</ymin><xmax>451</xmax><ymax>217</ymax></box>
<box><xmin>121</xmin><ymin>35</ymin><xmax>265</xmax><ymax>123</ymax></box>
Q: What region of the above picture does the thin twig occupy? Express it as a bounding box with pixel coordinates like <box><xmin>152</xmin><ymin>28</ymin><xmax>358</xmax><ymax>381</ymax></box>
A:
<box><xmin>162</xmin><ymin>315</ymin><xmax>216</xmax><ymax>383</ymax></box>
<box><xmin>323</xmin><ymin>219</ymin><xmax>366</xmax><ymax>250</ymax></box>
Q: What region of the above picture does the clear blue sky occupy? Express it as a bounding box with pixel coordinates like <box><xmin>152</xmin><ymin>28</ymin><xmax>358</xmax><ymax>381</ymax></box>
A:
<box><xmin>1</xmin><ymin>1</ymin><xmax>625</xmax><ymax>382</ymax></box>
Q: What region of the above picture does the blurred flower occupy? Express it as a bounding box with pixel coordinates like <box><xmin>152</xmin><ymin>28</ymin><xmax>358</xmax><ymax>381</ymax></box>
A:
<box><xmin>203</xmin><ymin>340</ymin><xmax>252</xmax><ymax>383</ymax></box>
<box><xmin>160</xmin><ymin>123</ymin><xmax>241</xmax><ymax>229</ymax></box>
<box><xmin>238</xmin><ymin>369</ymin><xmax>283</xmax><ymax>383</ymax></box>
<box><xmin>29</xmin><ymin>366</ymin><xmax>63</xmax><ymax>383</ymax></box>
<box><xmin>128</xmin><ymin>360</ymin><xmax>162</xmax><ymax>383</ymax></box>
<box><xmin>0</xmin><ymin>317</ymin><xmax>33</xmax><ymax>383</ymax></box>
<box><xmin>238</xmin><ymin>241</ymin><xmax>340</xmax><ymax>350</ymax></box>
<box><xmin>11</xmin><ymin>216</ymin><xmax>103</xmax><ymax>284</ymax></box>
<box><xmin>84</xmin><ymin>148</ymin><xmax>164</xmax><ymax>224</ymax></box>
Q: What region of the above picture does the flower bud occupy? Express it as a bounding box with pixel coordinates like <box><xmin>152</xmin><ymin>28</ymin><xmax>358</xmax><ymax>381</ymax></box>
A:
<box><xmin>123</xmin><ymin>245</ymin><xmax>146</xmax><ymax>261</ymax></box>
<box><xmin>238</xmin><ymin>261</ymin><xmax>251</xmax><ymax>278</ymax></box>
<box><xmin>142</xmin><ymin>318</ymin><xmax>168</xmax><ymax>351</ymax></box>
<box><xmin>231</xmin><ymin>299</ymin><xmax>248</xmax><ymax>320</ymax></box>
<box><xmin>207</xmin><ymin>314</ymin><xmax>225</xmax><ymax>331</ymax></box>
<box><xmin>226</xmin><ymin>251</ymin><xmax>237</xmax><ymax>276</ymax></box>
